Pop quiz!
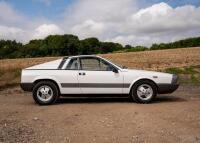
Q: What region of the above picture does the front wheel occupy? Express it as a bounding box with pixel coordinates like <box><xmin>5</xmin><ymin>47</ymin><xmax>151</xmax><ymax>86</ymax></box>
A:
<box><xmin>131</xmin><ymin>80</ymin><xmax>157</xmax><ymax>103</ymax></box>
<box><xmin>33</xmin><ymin>81</ymin><xmax>59</xmax><ymax>105</ymax></box>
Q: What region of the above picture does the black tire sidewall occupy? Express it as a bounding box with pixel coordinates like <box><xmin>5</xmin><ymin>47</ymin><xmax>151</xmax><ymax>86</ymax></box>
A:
<box><xmin>131</xmin><ymin>80</ymin><xmax>157</xmax><ymax>103</ymax></box>
<box><xmin>33</xmin><ymin>81</ymin><xmax>59</xmax><ymax>105</ymax></box>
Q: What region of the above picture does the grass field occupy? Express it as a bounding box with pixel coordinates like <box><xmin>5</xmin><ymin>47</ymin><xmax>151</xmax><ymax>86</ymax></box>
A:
<box><xmin>0</xmin><ymin>47</ymin><xmax>200</xmax><ymax>89</ymax></box>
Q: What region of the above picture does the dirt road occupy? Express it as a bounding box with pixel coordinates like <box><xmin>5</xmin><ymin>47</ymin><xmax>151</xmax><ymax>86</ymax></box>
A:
<box><xmin>0</xmin><ymin>86</ymin><xmax>200</xmax><ymax>143</ymax></box>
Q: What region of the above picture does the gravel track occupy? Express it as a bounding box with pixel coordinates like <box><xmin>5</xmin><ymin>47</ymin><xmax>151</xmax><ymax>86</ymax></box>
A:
<box><xmin>0</xmin><ymin>85</ymin><xmax>200</xmax><ymax>143</ymax></box>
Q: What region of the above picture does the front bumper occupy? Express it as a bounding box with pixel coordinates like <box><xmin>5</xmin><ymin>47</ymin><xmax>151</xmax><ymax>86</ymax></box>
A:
<box><xmin>157</xmin><ymin>74</ymin><xmax>179</xmax><ymax>94</ymax></box>
<box><xmin>20</xmin><ymin>83</ymin><xmax>33</xmax><ymax>92</ymax></box>
<box><xmin>157</xmin><ymin>84</ymin><xmax>179</xmax><ymax>94</ymax></box>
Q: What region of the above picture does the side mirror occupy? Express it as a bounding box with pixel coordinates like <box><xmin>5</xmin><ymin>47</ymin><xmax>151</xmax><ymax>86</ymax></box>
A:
<box><xmin>112</xmin><ymin>68</ymin><xmax>118</xmax><ymax>73</ymax></box>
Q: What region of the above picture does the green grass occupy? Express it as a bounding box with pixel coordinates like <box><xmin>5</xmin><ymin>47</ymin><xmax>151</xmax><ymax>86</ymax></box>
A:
<box><xmin>165</xmin><ymin>67</ymin><xmax>198</xmax><ymax>74</ymax></box>
<box><xmin>191</xmin><ymin>75</ymin><xmax>200</xmax><ymax>84</ymax></box>
<box><xmin>165</xmin><ymin>65</ymin><xmax>200</xmax><ymax>85</ymax></box>
<box><xmin>165</xmin><ymin>67</ymin><xmax>184</xmax><ymax>74</ymax></box>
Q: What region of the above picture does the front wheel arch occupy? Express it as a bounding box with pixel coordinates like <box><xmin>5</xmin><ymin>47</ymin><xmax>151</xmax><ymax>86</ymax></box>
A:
<box><xmin>130</xmin><ymin>79</ymin><xmax>158</xmax><ymax>103</ymax></box>
<box><xmin>129</xmin><ymin>78</ymin><xmax>158</xmax><ymax>95</ymax></box>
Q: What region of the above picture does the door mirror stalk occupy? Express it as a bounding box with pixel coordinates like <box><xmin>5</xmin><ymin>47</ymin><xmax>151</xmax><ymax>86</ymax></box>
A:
<box><xmin>112</xmin><ymin>68</ymin><xmax>118</xmax><ymax>73</ymax></box>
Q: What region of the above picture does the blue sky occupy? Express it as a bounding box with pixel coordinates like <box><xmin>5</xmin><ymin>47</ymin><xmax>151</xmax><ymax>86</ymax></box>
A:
<box><xmin>6</xmin><ymin>0</ymin><xmax>200</xmax><ymax>19</ymax></box>
<box><xmin>0</xmin><ymin>0</ymin><xmax>200</xmax><ymax>46</ymax></box>
<box><xmin>7</xmin><ymin>0</ymin><xmax>73</xmax><ymax>19</ymax></box>
<box><xmin>139</xmin><ymin>0</ymin><xmax>200</xmax><ymax>7</ymax></box>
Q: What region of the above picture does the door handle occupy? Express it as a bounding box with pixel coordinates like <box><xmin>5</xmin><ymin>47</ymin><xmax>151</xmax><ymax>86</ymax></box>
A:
<box><xmin>79</xmin><ymin>72</ymin><xmax>86</xmax><ymax>75</ymax></box>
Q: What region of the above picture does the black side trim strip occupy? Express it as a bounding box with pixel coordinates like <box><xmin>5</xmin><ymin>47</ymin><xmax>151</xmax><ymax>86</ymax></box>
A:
<box><xmin>25</xmin><ymin>69</ymin><xmax>62</xmax><ymax>70</ymax></box>
<box><xmin>25</xmin><ymin>69</ymin><xmax>79</xmax><ymax>70</ymax></box>
<box><xmin>61</xmin><ymin>83</ymin><xmax>130</xmax><ymax>88</ymax></box>
<box><xmin>61</xmin><ymin>83</ymin><xmax>79</xmax><ymax>88</ymax></box>
<box><xmin>124</xmin><ymin>84</ymin><xmax>130</xmax><ymax>88</ymax></box>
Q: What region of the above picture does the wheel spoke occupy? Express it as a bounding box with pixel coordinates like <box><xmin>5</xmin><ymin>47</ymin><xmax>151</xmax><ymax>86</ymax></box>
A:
<box><xmin>46</xmin><ymin>94</ymin><xmax>51</xmax><ymax>98</ymax></box>
<box><xmin>40</xmin><ymin>88</ymin><xmax>45</xmax><ymax>93</ymax></box>
<box><xmin>146</xmin><ymin>88</ymin><xmax>151</xmax><ymax>93</ymax></box>
<box><xmin>140</xmin><ymin>86</ymin><xmax>145</xmax><ymax>92</ymax></box>
<box><xmin>137</xmin><ymin>89</ymin><xmax>143</xmax><ymax>96</ymax></box>
<box><xmin>41</xmin><ymin>94</ymin><xmax>46</xmax><ymax>99</ymax></box>
<box><xmin>44</xmin><ymin>87</ymin><xmax>49</xmax><ymax>92</ymax></box>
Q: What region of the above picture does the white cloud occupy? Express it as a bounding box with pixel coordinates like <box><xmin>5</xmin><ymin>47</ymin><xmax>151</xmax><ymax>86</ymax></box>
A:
<box><xmin>0</xmin><ymin>24</ymin><xmax>63</xmax><ymax>43</ymax></box>
<box><xmin>123</xmin><ymin>2</ymin><xmax>200</xmax><ymax>35</ymax></box>
<box><xmin>62</xmin><ymin>0</ymin><xmax>137</xmax><ymax>39</ymax></box>
<box><xmin>0</xmin><ymin>25</ymin><xmax>25</xmax><ymax>41</ymax></box>
<box><xmin>0</xmin><ymin>1</ymin><xmax>25</xmax><ymax>26</ymax></box>
<box><xmin>63</xmin><ymin>1</ymin><xmax>200</xmax><ymax>46</ymax></box>
<box><xmin>110</xmin><ymin>2</ymin><xmax>200</xmax><ymax>46</ymax></box>
<box><xmin>32</xmin><ymin>24</ymin><xmax>63</xmax><ymax>39</ymax></box>
<box><xmin>0</xmin><ymin>1</ymin><xmax>200</xmax><ymax>46</ymax></box>
<box><xmin>71</xmin><ymin>20</ymin><xmax>105</xmax><ymax>39</ymax></box>
<box><xmin>0</xmin><ymin>1</ymin><xmax>61</xmax><ymax>43</ymax></box>
<box><xmin>63</xmin><ymin>0</ymin><xmax>136</xmax><ymax>23</ymax></box>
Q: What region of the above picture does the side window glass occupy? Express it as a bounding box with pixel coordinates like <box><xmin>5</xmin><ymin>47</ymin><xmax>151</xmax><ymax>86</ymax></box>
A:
<box><xmin>66</xmin><ymin>58</ymin><xmax>78</xmax><ymax>70</ymax></box>
<box><xmin>80</xmin><ymin>58</ymin><xmax>100</xmax><ymax>70</ymax></box>
<box><xmin>80</xmin><ymin>57</ymin><xmax>114</xmax><ymax>71</ymax></box>
<box><xmin>100</xmin><ymin>60</ymin><xmax>113</xmax><ymax>71</ymax></box>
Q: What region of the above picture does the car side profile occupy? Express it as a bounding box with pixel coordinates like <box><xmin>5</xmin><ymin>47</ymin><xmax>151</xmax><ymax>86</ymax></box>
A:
<box><xmin>20</xmin><ymin>55</ymin><xmax>179</xmax><ymax>105</ymax></box>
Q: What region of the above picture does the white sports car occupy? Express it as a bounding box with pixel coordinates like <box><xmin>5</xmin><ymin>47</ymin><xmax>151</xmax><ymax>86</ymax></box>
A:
<box><xmin>21</xmin><ymin>55</ymin><xmax>179</xmax><ymax>105</ymax></box>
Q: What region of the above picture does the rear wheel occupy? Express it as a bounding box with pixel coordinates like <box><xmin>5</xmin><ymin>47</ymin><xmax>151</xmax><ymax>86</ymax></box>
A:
<box><xmin>131</xmin><ymin>80</ymin><xmax>157</xmax><ymax>103</ymax></box>
<box><xmin>33</xmin><ymin>81</ymin><xmax>59</xmax><ymax>105</ymax></box>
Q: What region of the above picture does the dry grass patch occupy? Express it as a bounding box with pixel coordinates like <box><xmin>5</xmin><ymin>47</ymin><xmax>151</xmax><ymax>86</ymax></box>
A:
<box><xmin>101</xmin><ymin>47</ymin><xmax>200</xmax><ymax>71</ymax></box>
<box><xmin>0</xmin><ymin>47</ymin><xmax>200</xmax><ymax>89</ymax></box>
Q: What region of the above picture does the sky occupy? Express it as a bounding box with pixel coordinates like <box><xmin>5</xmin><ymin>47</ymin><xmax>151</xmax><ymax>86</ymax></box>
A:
<box><xmin>0</xmin><ymin>0</ymin><xmax>200</xmax><ymax>46</ymax></box>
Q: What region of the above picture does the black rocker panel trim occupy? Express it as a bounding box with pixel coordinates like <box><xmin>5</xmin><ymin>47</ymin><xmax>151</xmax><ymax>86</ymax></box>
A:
<box><xmin>61</xmin><ymin>83</ymin><xmax>130</xmax><ymax>88</ymax></box>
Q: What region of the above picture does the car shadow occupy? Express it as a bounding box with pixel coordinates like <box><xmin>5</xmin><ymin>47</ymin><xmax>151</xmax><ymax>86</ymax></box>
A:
<box><xmin>56</xmin><ymin>97</ymin><xmax>131</xmax><ymax>104</ymax></box>
<box><xmin>55</xmin><ymin>95</ymin><xmax>186</xmax><ymax>104</ymax></box>
<box><xmin>153</xmin><ymin>95</ymin><xmax>187</xmax><ymax>103</ymax></box>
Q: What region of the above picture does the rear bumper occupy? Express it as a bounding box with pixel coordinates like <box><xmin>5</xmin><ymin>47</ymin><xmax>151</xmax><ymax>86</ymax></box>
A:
<box><xmin>20</xmin><ymin>83</ymin><xmax>33</xmax><ymax>92</ymax></box>
<box><xmin>157</xmin><ymin>84</ymin><xmax>179</xmax><ymax>94</ymax></box>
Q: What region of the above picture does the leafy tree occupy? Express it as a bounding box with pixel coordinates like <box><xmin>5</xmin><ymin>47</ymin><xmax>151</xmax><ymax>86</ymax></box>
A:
<box><xmin>0</xmin><ymin>35</ymin><xmax>200</xmax><ymax>59</ymax></box>
<box><xmin>80</xmin><ymin>38</ymin><xmax>100</xmax><ymax>54</ymax></box>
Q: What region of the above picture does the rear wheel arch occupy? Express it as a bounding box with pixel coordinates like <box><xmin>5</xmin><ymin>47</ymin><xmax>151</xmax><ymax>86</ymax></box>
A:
<box><xmin>33</xmin><ymin>79</ymin><xmax>60</xmax><ymax>94</ymax></box>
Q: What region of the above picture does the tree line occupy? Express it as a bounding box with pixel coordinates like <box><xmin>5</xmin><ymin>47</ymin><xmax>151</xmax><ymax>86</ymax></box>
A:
<box><xmin>0</xmin><ymin>34</ymin><xmax>200</xmax><ymax>59</ymax></box>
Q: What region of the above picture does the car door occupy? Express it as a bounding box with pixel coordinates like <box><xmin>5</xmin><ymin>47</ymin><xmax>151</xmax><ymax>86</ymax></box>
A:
<box><xmin>58</xmin><ymin>58</ymin><xmax>81</xmax><ymax>94</ymax></box>
<box><xmin>78</xmin><ymin>57</ymin><xmax>124</xmax><ymax>94</ymax></box>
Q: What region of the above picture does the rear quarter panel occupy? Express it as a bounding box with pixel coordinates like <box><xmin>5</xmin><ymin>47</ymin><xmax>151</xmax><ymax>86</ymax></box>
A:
<box><xmin>21</xmin><ymin>69</ymin><xmax>80</xmax><ymax>94</ymax></box>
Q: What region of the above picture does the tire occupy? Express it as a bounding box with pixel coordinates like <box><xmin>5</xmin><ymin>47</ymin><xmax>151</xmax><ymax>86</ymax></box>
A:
<box><xmin>131</xmin><ymin>80</ymin><xmax>157</xmax><ymax>104</ymax></box>
<box><xmin>32</xmin><ymin>81</ymin><xmax>59</xmax><ymax>105</ymax></box>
